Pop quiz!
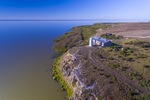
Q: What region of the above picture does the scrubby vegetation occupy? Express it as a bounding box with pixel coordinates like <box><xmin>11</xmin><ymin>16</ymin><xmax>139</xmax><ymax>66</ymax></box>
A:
<box><xmin>104</xmin><ymin>39</ymin><xmax>150</xmax><ymax>90</ymax></box>
<box><xmin>140</xmin><ymin>92</ymin><xmax>150</xmax><ymax>100</ymax></box>
<box><xmin>52</xmin><ymin>23</ymin><xmax>111</xmax><ymax>55</ymax></box>
<box><xmin>120</xmin><ymin>47</ymin><xmax>135</xmax><ymax>57</ymax></box>
<box><xmin>65</xmin><ymin>47</ymin><xmax>148</xmax><ymax>99</ymax></box>
<box><xmin>101</xmin><ymin>33</ymin><xmax>124</xmax><ymax>39</ymax></box>
<box><xmin>125</xmin><ymin>40</ymin><xmax>150</xmax><ymax>48</ymax></box>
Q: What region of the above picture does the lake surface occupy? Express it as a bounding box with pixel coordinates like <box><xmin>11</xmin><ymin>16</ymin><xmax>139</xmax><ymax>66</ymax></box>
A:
<box><xmin>0</xmin><ymin>21</ymin><xmax>100</xmax><ymax>100</ymax></box>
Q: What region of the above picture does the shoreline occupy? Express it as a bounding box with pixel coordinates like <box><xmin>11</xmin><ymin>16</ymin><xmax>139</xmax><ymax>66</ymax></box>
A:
<box><xmin>52</xmin><ymin>58</ymin><xmax>72</xmax><ymax>98</ymax></box>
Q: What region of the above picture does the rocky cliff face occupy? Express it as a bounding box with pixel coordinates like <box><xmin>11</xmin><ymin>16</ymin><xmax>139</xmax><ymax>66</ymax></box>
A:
<box><xmin>57</xmin><ymin>47</ymin><xmax>148</xmax><ymax>100</ymax></box>
<box><xmin>59</xmin><ymin>47</ymin><xmax>98</xmax><ymax>100</ymax></box>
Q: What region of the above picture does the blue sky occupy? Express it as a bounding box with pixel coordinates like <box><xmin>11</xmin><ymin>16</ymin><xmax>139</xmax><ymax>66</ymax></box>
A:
<box><xmin>0</xmin><ymin>0</ymin><xmax>150</xmax><ymax>21</ymax></box>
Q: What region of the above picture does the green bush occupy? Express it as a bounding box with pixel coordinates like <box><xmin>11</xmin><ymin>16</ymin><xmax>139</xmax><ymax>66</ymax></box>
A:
<box><xmin>139</xmin><ymin>92</ymin><xmax>150</xmax><ymax>100</ymax></box>
<box><xmin>112</xmin><ymin>63</ymin><xmax>120</xmax><ymax>69</ymax></box>
<box><xmin>120</xmin><ymin>47</ymin><xmax>135</xmax><ymax>57</ymax></box>
<box><xmin>126</xmin><ymin>57</ymin><xmax>134</xmax><ymax>62</ymax></box>
<box><xmin>101</xmin><ymin>34</ymin><xmax>124</xmax><ymax>39</ymax></box>
<box><xmin>125</xmin><ymin>40</ymin><xmax>150</xmax><ymax>48</ymax></box>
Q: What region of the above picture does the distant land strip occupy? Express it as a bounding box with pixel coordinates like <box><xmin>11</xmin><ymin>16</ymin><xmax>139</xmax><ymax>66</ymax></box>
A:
<box><xmin>0</xmin><ymin>19</ymin><xmax>108</xmax><ymax>21</ymax></box>
<box><xmin>0</xmin><ymin>19</ymin><xmax>149</xmax><ymax>22</ymax></box>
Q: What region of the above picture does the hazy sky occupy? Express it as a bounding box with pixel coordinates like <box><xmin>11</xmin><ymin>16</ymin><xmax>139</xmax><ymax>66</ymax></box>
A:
<box><xmin>0</xmin><ymin>0</ymin><xmax>150</xmax><ymax>21</ymax></box>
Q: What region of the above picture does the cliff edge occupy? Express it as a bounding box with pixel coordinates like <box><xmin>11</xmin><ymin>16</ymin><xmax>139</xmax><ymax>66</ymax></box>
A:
<box><xmin>52</xmin><ymin>23</ymin><xmax>150</xmax><ymax>100</ymax></box>
<box><xmin>55</xmin><ymin>46</ymin><xmax>148</xmax><ymax>100</ymax></box>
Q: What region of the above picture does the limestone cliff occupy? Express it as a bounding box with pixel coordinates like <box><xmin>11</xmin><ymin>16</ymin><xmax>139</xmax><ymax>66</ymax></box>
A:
<box><xmin>58</xmin><ymin>47</ymin><xmax>98</xmax><ymax>100</ymax></box>
<box><xmin>56</xmin><ymin>47</ymin><xmax>148</xmax><ymax>100</ymax></box>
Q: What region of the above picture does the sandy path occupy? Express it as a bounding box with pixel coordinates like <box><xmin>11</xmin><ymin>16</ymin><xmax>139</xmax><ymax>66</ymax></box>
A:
<box><xmin>125</xmin><ymin>36</ymin><xmax>150</xmax><ymax>38</ymax></box>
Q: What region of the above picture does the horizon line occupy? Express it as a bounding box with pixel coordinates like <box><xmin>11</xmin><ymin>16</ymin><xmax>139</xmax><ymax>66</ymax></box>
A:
<box><xmin>0</xmin><ymin>19</ymin><xmax>149</xmax><ymax>22</ymax></box>
<box><xmin>0</xmin><ymin>19</ymin><xmax>119</xmax><ymax>21</ymax></box>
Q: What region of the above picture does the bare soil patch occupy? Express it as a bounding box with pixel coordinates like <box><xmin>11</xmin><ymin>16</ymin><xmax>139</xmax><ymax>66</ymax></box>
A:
<box><xmin>97</xmin><ymin>23</ymin><xmax>150</xmax><ymax>40</ymax></box>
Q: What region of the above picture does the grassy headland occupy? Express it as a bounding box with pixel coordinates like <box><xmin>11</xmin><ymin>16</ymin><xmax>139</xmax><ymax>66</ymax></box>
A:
<box><xmin>52</xmin><ymin>23</ymin><xmax>111</xmax><ymax>56</ymax></box>
<box><xmin>52</xmin><ymin>23</ymin><xmax>150</xmax><ymax>99</ymax></box>
<box><xmin>52</xmin><ymin>23</ymin><xmax>112</xmax><ymax>98</ymax></box>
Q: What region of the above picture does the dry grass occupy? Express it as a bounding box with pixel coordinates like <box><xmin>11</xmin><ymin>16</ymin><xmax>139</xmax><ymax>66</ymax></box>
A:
<box><xmin>97</xmin><ymin>22</ymin><xmax>150</xmax><ymax>41</ymax></box>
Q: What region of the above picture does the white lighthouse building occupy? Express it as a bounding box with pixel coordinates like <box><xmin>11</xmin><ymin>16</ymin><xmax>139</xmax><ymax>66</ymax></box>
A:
<box><xmin>89</xmin><ymin>36</ymin><xmax>111</xmax><ymax>47</ymax></box>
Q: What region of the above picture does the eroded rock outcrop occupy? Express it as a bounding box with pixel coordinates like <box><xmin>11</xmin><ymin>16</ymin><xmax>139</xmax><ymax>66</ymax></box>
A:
<box><xmin>57</xmin><ymin>47</ymin><xmax>148</xmax><ymax>100</ymax></box>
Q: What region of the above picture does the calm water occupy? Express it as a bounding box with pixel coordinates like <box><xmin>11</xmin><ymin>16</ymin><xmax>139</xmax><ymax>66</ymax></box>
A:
<box><xmin>0</xmin><ymin>21</ymin><xmax>100</xmax><ymax>100</ymax></box>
